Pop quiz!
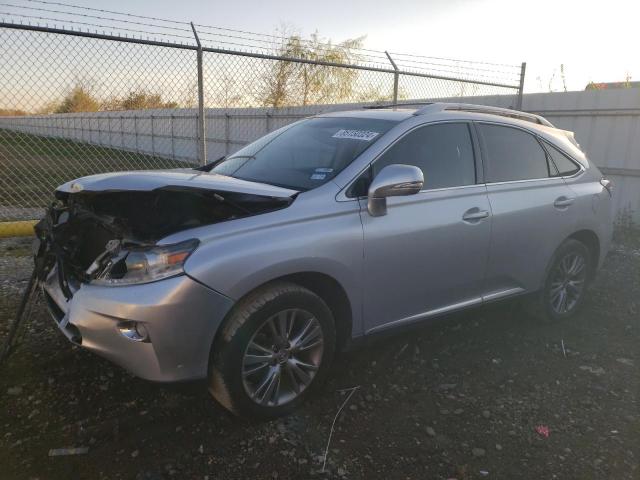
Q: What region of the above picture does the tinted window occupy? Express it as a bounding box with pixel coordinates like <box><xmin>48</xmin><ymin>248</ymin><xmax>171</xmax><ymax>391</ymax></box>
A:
<box><xmin>479</xmin><ymin>124</ymin><xmax>550</xmax><ymax>182</ymax></box>
<box><xmin>544</xmin><ymin>141</ymin><xmax>580</xmax><ymax>176</ymax></box>
<box><xmin>212</xmin><ymin>117</ymin><xmax>397</xmax><ymax>191</ymax></box>
<box><xmin>374</xmin><ymin>123</ymin><xmax>476</xmax><ymax>190</ymax></box>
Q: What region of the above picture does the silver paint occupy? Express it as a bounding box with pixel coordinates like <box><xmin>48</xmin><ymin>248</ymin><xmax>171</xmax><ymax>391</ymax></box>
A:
<box><xmin>44</xmin><ymin>104</ymin><xmax>614</xmax><ymax>382</ymax></box>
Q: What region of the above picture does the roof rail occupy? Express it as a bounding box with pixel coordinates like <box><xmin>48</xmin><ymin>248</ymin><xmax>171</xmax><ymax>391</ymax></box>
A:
<box><xmin>413</xmin><ymin>103</ymin><xmax>554</xmax><ymax>127</ymax></box>
<box><xmin>362</xmin><ymin>102</ymin><xmax>434</xmax><ymax>110</ymax></box>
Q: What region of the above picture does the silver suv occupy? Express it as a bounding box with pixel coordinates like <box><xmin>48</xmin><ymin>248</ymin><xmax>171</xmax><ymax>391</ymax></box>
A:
<box><xmin>36</xmin><ymin>103</ymin><xmax>613</xmax><ymax>419</ymax></box>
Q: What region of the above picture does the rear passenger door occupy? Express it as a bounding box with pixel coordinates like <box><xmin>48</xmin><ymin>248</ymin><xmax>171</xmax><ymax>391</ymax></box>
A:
<box><xmin>477</xmin><ymin>123</ymin><xmax>576</xmax><ymax>298</ymax></box>
<box><xmin>360</xmin><ymin>122</ymin><xmax>492</xmax><ymax>334</ymax></box>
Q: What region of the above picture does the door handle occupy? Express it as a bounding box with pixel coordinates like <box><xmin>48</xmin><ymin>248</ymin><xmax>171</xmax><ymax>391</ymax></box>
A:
<box><xmin>554</xmin><ymin>196</ymin><xmax>575</xmax><ymax>208</ymax></box>
<box><xmin>462</xmin><ymin>208</ymin><xmax>490</xmax><ymax>222</ymax></box>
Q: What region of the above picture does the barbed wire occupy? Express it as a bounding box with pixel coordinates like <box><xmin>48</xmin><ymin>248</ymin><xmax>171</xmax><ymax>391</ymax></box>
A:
<box><xmin>23</xmin><ymin>0</ymin><xmax>191</xmax><ymax>25</ymax></box>
<box><xmin>0</xmin><ymin>3</ymin><xmax>195</xmax><ymax>32</ymax></box>
<box><xmin>13</xmin><ymin>0</ymin><xmax>522</xmax><ymax>74</ymax></box>
<box><xmin>0</xmin><ymin>11</ymin><xmax>195</xmax><ymax>42</ymax></box>
<box><xmin>389</xmin><ymin>51</ymin><xmax>521</xmax><ymax>68</ymax></box>
<box><xmin>1</xmin><ymin>3</ymin><xmax>392</xmax><ymax>66</ymax></box>
<box><xmin>0</xmin><ymin>16</ymin><xmax>518</xmax><ymax>84</ymax></box>
<box><xmin>390</xmin><ymin>56</ymin><xmax>522</xmax><ymax>77</ymax></box>
<box><xmin>14</xmin><ymin>0</ymin><xmax>397</xmax><ymax>59</ymax></box>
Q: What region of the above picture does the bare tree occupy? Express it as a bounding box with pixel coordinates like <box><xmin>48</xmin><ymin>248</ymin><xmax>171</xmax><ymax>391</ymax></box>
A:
<box><xmin>560</xmin><ymin>64</ymin><xmax>568</xmax><ymax>92</ymax></box>
<box><xmin>0</xmin><ymin>108</ymin><xmax>27</xmax><ymax>116</ymax></box>
<box><xmin>210</xmin><ymin>74</ymin><xmax>245</xmax><ymax>108</ymax></box>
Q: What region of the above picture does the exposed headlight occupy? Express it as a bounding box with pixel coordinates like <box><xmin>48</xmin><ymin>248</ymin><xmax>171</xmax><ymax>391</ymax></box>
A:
<box><xmin>92</xmin><ymin>239</ymin><xmax>199</xmax><ymax>286</ymax></box>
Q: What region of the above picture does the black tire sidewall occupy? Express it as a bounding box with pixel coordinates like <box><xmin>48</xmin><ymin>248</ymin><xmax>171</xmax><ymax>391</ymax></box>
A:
<box><xmin>213</xmin><ymin>285</ymin><xmax>336</xmax><ymax>419</ymax></box>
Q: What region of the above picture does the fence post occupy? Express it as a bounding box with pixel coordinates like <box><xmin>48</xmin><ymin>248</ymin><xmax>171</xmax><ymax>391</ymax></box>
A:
<box><xmin>516</xmin><ymin>62</ymin><xmax>526</xmax><ymax>110</ymax></box>
<box><xmin>107</xmin><ymin>115</ymin><xmax>112</xmax><ymax>148</ymax></box>
<box><xmin>170</xmin><ymin>114</ymin><xmax>175</xmax><ymax>161</ymax></box>
<box><xmin>150</xmin><ymin>114</ymin><xmax>155</xmax><ymax>157</ymax></box>
<box><xmin>225</xmin><ymin>113</ymin><xmax>231</xmax><ymax>155</ymax></box>
<box><xmin>385</xmin><ymin>51</ymin><xmax>399</xmax><ymax>104</ymax></box>
<box><xmin>191</xmin><ymin>22</ymin><xmax>207</xmax><ymax>165</ymax></box>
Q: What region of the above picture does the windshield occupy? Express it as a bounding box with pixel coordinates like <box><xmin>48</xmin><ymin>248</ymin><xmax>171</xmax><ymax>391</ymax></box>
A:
<box><xmin>211</xmin><ymin>116</ymin><xmax>398</xmax><ymax>190</ymax></box>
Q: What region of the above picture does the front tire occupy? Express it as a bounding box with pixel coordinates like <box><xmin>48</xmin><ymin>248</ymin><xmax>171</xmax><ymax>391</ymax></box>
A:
<box><xmin>526</xmin><ymin>238</ymin><xmax>592</xmax><ymax>322</ymax></box>
<box><xmin>209</xmin><ymin>281</ymin><xmax>336</xmax><ymax>419</ymax></box>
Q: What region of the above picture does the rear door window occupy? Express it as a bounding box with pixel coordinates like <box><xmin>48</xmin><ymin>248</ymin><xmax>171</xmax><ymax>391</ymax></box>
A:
<box><xmin>478</xmin><ymin>124</ymin><xmax>551</xmax><ymax>182</ymax></box>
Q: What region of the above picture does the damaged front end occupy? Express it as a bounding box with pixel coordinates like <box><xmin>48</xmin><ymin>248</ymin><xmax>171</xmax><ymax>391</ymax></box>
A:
<box><xmin>34</xmin><ymin>185</ymin><xmax>293</xmax><ymax>295</ymax></box>
<box><xmin>13</xmin><ymin>171</ymin><xmax>296</xmax><ymax>378</ymax></box>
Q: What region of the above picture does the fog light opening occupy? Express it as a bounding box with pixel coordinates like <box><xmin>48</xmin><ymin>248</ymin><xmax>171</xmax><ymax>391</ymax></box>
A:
<box><xmin>118</xmin><ymin>321</ymin><xmax>150</xmax><ymax>342</ymax></box>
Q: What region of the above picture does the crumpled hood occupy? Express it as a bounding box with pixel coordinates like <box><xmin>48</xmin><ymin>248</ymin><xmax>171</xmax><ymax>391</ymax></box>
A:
<box><xmin>57</xmin><ymin>169</ymin><xmax>299</xmax><ymax>198</ymax></box>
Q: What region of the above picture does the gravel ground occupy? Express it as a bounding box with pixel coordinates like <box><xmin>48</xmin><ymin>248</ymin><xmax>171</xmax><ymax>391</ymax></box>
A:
<box><xmin>0</xmin><ymin>238</ymin><xmax>638</xmax><ymax>480</ymax></box>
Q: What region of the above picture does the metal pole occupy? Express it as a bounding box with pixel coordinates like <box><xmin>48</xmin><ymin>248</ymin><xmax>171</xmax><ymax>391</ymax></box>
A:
<box><xmin>385</xmin><ymin>51</ymin><xmax>399</xmax><ymax>104</ymax></box>
<box><xmin>225</xmin><ymin>113</ymin><xmax>230</xmax><ymax>155</ymax></box>
<box><xmin>170</xmin><ymin>114</ymin><xmax>175</xmax><ymax>161</ymax></box>
<box><xmin>191</xmin><ymin>22</ymin><xmax>207</xmax><ymax>165</ymax></box>
<box><xmin>150</xmin><ymin>114</ymin><xmax>155</xmax><ymax>157</ymax></box>
<box><xmin>134</xmin><ymin>115</ymin><xmax>139</xmax><ymax>153</ymax></box>
<box><xmin>107</xmin><ymin>115</ymin><xmax>112</xmax><ymax>148</ymax></box>
<box><xmin>516</xmin><ymin>62</ymin><xmax>527</xmax><ymax>110</ymax></box>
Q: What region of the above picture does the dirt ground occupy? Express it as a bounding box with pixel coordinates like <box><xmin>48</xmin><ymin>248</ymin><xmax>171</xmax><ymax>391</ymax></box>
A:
<box><xmin>0</xmin><ymin>237</ymin><xmax>638</xmax><ymax>480</ymax></box>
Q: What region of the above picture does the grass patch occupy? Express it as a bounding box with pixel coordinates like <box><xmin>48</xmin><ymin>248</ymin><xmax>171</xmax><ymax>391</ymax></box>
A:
<box><xmin>0</xmin><ymin>129</ymin><xmax>197</xmax><ymax>211</ymax></box>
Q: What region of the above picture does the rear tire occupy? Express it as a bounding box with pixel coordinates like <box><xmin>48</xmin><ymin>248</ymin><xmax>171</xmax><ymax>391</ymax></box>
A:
<box><xmin>208</xmin><ymin>281</ymin><xmax>336</xmax><ymax>419</ymax></box>
<box><xmin>525</xmin><ymin>239</ymin><xmax>592</xmax><ymax>323</ymax></box>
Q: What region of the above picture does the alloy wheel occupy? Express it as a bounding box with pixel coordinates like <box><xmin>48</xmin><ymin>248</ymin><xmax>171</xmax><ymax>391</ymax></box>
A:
<box><xmin>549</xmin><ymin>252</ymin><xmax>587</xmax><ymax>315</ymax></box>
<box><xmin>241</xmin><ymin>308</ymin><xmax>324</xmax><ymax>406</ymax></box>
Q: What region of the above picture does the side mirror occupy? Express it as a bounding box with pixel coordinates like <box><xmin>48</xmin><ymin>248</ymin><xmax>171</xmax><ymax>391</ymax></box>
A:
<box><xmin>367</xmin><ymin>164</ymin><xmax>424</xmax><ymax>217</ymax></box>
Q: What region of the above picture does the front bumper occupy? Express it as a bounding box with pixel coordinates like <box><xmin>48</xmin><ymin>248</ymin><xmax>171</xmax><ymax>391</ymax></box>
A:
<box><xmin>43</xmin><ymin>266</ymin><xmax>234</xmax><ymax>382</ymax></box>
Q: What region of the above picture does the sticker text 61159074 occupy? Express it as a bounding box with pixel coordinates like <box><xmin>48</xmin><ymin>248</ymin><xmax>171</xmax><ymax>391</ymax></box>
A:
<box><xmin>332</xmin><ymin>129</ymin><xmax>380</xmax><ymax>141</ymax></box>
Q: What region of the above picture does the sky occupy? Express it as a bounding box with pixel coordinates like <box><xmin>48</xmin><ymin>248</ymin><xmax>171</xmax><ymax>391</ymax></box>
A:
<box><xmin>3</xmin><ymin>0</ymin><xmax>638</xmax><ymax>95</ymax></box>
<box><xmin>72</xmin><ymin>0</ymin><xmax>640</xmax><ymax>93</ymax></box>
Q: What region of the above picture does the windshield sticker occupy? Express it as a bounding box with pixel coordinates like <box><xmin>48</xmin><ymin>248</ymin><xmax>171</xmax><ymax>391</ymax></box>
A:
<box><xmin>310</xmin><ymin>173</ymin><xmax>327</xmax><ymax>180</ymax></box>
<box><xmin>315</xmin><ymin>167</ymin><xmax>334</xmax><ymax>173</ymax></box>
<box><xmin>332</xmin><ymin>129</ymin><xmax>380</xmax><ymax>141</ymax></box>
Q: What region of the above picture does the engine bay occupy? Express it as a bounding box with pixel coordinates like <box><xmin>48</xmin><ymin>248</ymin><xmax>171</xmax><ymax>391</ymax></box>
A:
<box><xmin>33</xmin><ymin>187</ymin><xmax>293</xmax><ymax>292</ymax></box>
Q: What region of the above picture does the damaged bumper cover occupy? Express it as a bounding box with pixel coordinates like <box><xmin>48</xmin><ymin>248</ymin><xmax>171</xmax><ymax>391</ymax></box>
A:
<box><xmin>43</xmin><ymin>264</ymin><xmax>234</xmax><ymax>382</ymax></box>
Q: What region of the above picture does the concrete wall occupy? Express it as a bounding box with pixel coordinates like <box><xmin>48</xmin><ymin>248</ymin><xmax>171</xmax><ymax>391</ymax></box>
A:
<box><xmin>1</xmin><ymin>89</ymin><xmax>639</xmax><ymax>221</ymax></box>
<box><xmin>0</xmin><ymin>103</ymin><xmax>375</xmax><ymax>164</ymax></box>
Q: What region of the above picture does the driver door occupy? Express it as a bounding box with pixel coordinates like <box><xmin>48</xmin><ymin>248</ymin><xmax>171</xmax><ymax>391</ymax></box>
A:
<box><xmin>360</xmin><ymin>122</ymin><xmax>492</xmax><ymax>334</ymax></box>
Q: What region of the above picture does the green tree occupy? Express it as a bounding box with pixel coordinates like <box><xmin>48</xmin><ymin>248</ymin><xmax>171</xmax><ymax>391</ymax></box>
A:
<box><xmin>104</xmin><ymin>90</ymin><xmax>178</xmax><ymax>111</ymax></box>
<box><xmin>56</xmin><ymin>85</ymin><xmax>100</xmax><ymax>113</ymax></box>
<box><xmin>257</xmin><ymin>32</ymin><xmax>383</xmax><ymax>107</ymax></box>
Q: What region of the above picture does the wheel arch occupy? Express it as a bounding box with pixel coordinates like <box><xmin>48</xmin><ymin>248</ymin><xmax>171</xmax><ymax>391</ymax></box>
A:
<box><xmin>567</xmin><ymin>229</ymin><xmax>600</xmax><ymax>279</ymax></box>
<box><xmin>210</xmin><ymin>271</ymin><xmax>354</xmax><ymax>359</ymax></box>
<box><xmin>278</xmin><ymin>272</ymin><xmax>353</xmax><ymax>352</ymax></box>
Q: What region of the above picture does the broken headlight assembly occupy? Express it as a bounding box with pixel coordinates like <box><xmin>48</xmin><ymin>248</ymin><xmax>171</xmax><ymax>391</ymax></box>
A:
<box><xmin>92</xmin><ymin>239</ymin><xmax>199</xmax><ymax>286</ymax></box>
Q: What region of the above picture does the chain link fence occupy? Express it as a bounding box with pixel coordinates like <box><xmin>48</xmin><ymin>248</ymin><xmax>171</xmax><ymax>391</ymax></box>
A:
<box><xmin>0</xmin><ymin>22</ymin><xmax>524</xmax><ymax>236</ymax></box>
<box><xmin>0</xmin><ymin>12</ymin><xmax>523</xmax><ymax>356</ymax></box>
